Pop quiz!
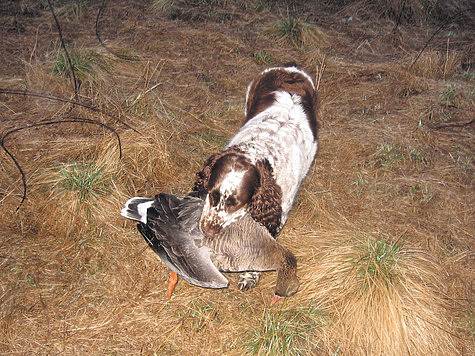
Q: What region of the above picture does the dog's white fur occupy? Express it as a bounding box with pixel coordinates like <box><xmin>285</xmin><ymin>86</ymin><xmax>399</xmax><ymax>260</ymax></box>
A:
<box><xmin>225</xmin><ymin>66</ymin><xmax>318</xmax><ymax>227</ymax></box>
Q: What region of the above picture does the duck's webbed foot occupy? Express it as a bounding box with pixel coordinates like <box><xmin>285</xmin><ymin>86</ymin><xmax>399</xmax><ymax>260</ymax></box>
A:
<box><xmin>238</xmin><ymin>271</ymin><xmax>260</xmax><ymax>291</ymax></box>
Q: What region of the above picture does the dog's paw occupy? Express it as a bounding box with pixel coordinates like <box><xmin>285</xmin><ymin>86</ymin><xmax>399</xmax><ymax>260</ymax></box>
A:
<box><xmin>238</xmin><ymin>272</ymin><xmax>260</xmax><ymax>291</ymax></box>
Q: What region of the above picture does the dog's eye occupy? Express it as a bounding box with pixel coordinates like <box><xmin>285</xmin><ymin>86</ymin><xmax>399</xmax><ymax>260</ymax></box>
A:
<box><xmin>225</xmin><ymin>197</ymin><xmax>236</xmax><ymax>207</ymax></box>
<box><xmin>211</xmin><ymin>191</ymin><xmax>221</xmax><ymax>206</ymax></box>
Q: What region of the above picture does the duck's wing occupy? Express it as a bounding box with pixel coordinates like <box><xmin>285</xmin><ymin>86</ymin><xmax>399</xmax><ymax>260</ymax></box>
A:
<box><xmin>125</xmin><ymin>193</ymin><xmax>228</xmax><ymax>289</ymax></box>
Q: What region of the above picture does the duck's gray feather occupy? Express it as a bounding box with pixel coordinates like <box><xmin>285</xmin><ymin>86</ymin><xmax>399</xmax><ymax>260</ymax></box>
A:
<box><xmin>132</xmin><ymin>194</ymin><xmax>229</xmax><ymax>289</ymax></box>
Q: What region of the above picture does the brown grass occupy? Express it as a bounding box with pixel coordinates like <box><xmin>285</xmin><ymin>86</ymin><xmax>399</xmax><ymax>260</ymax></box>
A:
<box><xmin>1</xmin><ymin>1</ymin><xmax>473</xmax><ymax>355</ymax></box>
<box><xmin>295</xmin><ymin>231</ymin><xmax>458</xmax><ymax>355</ymax></box>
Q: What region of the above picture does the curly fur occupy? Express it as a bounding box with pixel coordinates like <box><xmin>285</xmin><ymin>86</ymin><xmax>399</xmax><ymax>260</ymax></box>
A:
<box><xmin>248</xmin><ymin>159</ymin><xmax>282</xmax><ymax>237</ymax></box>
<box><xmin>192</xmin><ymin>147</ymin><xmax>282</xmax><ymax>237</ymax></box>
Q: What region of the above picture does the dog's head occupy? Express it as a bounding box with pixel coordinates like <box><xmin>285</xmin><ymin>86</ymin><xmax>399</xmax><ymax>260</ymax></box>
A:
<box><xmin>199</xmin><ymin>153</ymin><xmax>259</xmax><ymax>237</ymax></box>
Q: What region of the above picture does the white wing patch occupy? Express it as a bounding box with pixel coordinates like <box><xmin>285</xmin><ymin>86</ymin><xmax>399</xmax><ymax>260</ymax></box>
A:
<box><xmin>137</xmin><ymin>200</ymin><xmax>154</xmax><ymax>224</ymax></box>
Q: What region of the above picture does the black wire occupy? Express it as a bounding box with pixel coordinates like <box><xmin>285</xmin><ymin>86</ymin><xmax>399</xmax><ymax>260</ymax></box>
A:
<box><xmin>95</xmin><ymin>0</ymin><xmax>145</xmax><ymax>61</ymax></box>
<box><xmin>47</xmin><ymin>0</ymin><xmax>81</xmax><ymax>98</ymax></box>
<box><xmin>1</xmin><ymin>118</ymin><xmax>122</xmax><ymax>211</ymax></box>
<box><xmin>410</xmin><ymin>9</ymin><xmax>469</xmax><ymax>68</ymax></box>
<box><xmin>392</xmin><ymin>0</ymin><xmax>407</xmax><ymax>32</ymax></box>
<box><xmin>433</xmin><ymin>119</ymin><xmax>474</xmax><ymax>130</ymax></box>
<box><xmin>0</xmin><ymin>88</ymin><xmax>140</xmax><ymax>134</ymax></box>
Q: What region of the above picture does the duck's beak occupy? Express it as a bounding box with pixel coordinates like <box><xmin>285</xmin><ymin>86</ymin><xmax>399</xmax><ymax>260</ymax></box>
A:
<box><xmin>271</xmin><ymin>295</ymin><xmax>281</xmax><ymax>305</ymax></box>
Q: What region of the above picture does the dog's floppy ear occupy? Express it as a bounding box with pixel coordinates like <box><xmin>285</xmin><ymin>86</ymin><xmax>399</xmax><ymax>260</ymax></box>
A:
<box><xmin>192</xmin><ymin>151</ymin><xmax>223</xmax><ymax>198</ymax></box>
<box><xmin>248</xmin><ymin>159</ymin><xmax>282</xmax><ymax>237</ymax></box>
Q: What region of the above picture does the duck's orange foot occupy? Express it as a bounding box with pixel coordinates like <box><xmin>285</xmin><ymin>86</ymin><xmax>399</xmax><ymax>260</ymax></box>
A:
<box><xmin>167</xmin><ymin>271</ymin><xmax>178</xmax><ymax>299</ymax></box>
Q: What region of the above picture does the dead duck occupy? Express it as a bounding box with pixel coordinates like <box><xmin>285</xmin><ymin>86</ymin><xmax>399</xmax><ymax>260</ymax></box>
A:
<box><xmin>121</xmin><ymin>193</ymin><xmax>299</xmax><ymax>303</ymax></box>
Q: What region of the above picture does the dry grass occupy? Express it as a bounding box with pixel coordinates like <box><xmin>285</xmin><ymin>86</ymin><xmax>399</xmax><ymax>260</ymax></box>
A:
<box><xmin>0</xmin><ymin>0</ymin><xmax>473</xmax><ymax>355</ymax></box>
<box><xmin>295</xmin><ymin>231</ymin><xmax>458</xmax><ymax>355</ymax></box>
<box><xmin>265</xmin><ymin>17</ymin><xmax>330</xmax><ymax>49</ymax></box>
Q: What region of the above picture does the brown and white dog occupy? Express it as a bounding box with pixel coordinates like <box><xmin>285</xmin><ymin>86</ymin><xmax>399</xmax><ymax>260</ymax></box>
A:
<box><xmin>193</xmin><ymin>65</ymin><xmax>319</xmax><ymax>260</ymax></box>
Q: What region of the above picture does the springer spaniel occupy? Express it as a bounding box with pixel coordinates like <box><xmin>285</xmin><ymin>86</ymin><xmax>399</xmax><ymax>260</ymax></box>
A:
<box><xmin>192</xmin><ymin>65</ymin><xmax>318</xmax><ymax>289</ymax></box>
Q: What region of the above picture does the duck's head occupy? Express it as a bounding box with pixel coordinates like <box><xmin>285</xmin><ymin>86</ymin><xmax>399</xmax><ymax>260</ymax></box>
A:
<box><xmin>271</xmin><ymin>250</ymin><xmax>299</xmax><ymax>304</ymax></box>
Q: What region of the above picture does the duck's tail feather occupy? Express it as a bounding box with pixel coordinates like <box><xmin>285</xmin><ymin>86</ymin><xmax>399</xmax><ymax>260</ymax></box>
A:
<box><xmin>121</xmin><ymin>197</ymin><xmax>155</xmax><ymax>223</ymax></box>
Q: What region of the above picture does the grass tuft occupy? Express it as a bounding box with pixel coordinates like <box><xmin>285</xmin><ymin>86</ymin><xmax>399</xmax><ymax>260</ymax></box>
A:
<box><xmin>252</xmin><ymin>50</ymin><xmax>273</xmax><ymax>65</ymax></box>
<box><xmin>354</xmin><ymin>237</ymin><xmax>403</xmax><ymax>291</ymax></box>
<box><xmin>57</xmin><ymin>162</ymin><xmax>111</xmax><ymax>203</ymax></box>
<box><xmin>297</xmin><ymin>232</ymin><xmax>458</xmax><ymax>355</ymax></box>
<box><xmin>271</xmin><ymin>17</ymin><xmax>328</xmax><ymax>49</ymax></box>
<box><xmin>245</xmin><ymin>304</ymin><xmax>326</xmax><ymax>355</ymax></box>
<box><xmin>353</xmin><ymin>172</ymin><xmax>368</xmax><ymax>196</ymax></box>
<box><xmin>408</xmin><ymin>182</ymin><xmax>433</xmax><ymax>203</ymax></box>
<box><xmin>377</xmin><ymin>142</ymin><xmax>404</xmax><ymax>168</ymax></box>
<box><xmin>449</xmin><ymin>152</ymin><xmax>473</xmax><ymax>171</ymax></box>
<box><xmin>58</xmin><ymin>0</ymin><xmax>90</xmax><ymax>18</ymax></box>
<box><xmin>408</xmin><ymin>148</ymin><xmax>427</xmax><ymax>167</ymax></box>
<box><xmin>276</xmin><ymin>17</ymin><xmax>301</xmax><ymax>47</ymax></box>
<box><xmin>439</xmin><ymin>83</ymin><xmax>457</xmax><ymax>107</ymax></box>
<box><xmin>152</xmin><ymin>0</ymin><xmax>174</xmax><ymax>12</ymax></box>
<box><xmin>408</xmin><ymin>50</ymin><xmax>462</xmax><ymax>79</ymax></box>
<box><xmin>50</xmin><ymin>48</ymin><xmax>109</xmax><ymax>83</ymax></box>
<box><xmin>34</xmin><ymin>148</ymin><xmax>123</xmax><ymax>237</ymax></box>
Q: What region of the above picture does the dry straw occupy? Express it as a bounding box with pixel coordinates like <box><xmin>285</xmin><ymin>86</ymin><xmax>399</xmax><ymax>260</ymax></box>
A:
<box><xmin>296</xmin><ymin>230</ymin><xmax>458</xmax><ymax>355</ymax></box>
